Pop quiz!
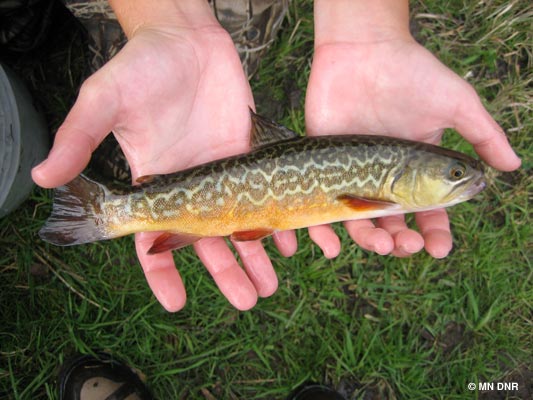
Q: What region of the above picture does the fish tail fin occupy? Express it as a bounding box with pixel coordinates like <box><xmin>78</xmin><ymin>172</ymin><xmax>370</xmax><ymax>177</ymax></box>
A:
<box><xmin>39</xmin><ymin>175</ymin><xmax>113</xmax><ymax>246</ymax></box>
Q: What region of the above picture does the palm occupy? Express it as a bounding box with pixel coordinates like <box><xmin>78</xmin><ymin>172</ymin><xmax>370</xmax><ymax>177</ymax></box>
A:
<box><xmin>305</xmin><ymin>38</ymin><xmax>517</xmax><ymax>258</ymax></box>
<box><xmin>33</xmin><ymin>27</ymin><xmax>283</xmax><ymax>312</ymax></box>
<box><xmin>307</xmin><ymin>39</ymin><xmax>471</xmax><ymax>141</ymax></box>
<box><xmin>98</xmin><ymin>29</ymin><xmax>253</xmax><ymax>178</ymax></box>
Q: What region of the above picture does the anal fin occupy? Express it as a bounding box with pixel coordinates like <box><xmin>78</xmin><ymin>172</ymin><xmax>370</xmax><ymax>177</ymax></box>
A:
<box><xmin>148</xmin><ymin>232</ymin><xmax>202</xmax><ymax>254</ymax></box>
<box><xmin>231</xmin><ymin>229</ymin><xmax>274</xmax><ymax>242</ymax></box>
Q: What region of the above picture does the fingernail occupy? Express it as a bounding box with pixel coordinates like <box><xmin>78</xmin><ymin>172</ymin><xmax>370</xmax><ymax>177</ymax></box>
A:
<box><xmin>400</xmin><ymin>244</ymin><xmax>419</xmax><ymax>254</ymax></box>
<box><xmin>32</xmin><ymin>158</ymin><xmax>48</xmax><ymax>173</ymax></box>
<box><xmin>323</xmin><ymin>244</ymin><xmax>340</xmax><ymax>259</ymax></box>
<box><xmin>374</xmin><ymin>244</ymin><xmax>391</xmax><ymax>255</ymax></box>
<box><xmin>431</xmin><ymin>245</ymin><xmax>452</xmax><ymax>259</ymax></box>
<box><xmin>511</xmin><ymin>153</ymin><xmax>522</xmax><ymax>167</ymax></box>
<box><xmin>369</xmin><ymin>239</ymin><xmax>393</xmax><ymax>255</ymax></box>
<box><xmin>433</xmin><ymin>250</ymin><xmax>450</xmax><ymax>259</ymax></box>
<box><xmin>399</xmin><ymin>245</ymin><xmax>411</xmax><ymax>254</ymax></box>
<box><xmin>33</xmin><ymin>144</ymin><xmax>60</xmax><ymax>173</ymax></box>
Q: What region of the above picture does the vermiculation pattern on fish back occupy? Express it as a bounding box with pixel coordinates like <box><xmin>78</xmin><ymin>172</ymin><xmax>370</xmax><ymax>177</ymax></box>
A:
<box><xmin>103</xmin><ymin>136</ymin><xmax>415</xmax><ymax>235</ymax></box>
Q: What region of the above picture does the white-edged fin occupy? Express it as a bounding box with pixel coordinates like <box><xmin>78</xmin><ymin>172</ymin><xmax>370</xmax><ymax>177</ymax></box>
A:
<box><xmin>249</xmin><ymin>108</ymin><xmax>299</xmax><ymax>149</ymax></box>
<box><xmin>148</xmin><ymin>232</ymin><xmax>203</xmax><ymax>254</ymax></box>
<box><xmin>231</xmin><ymin>229</ymin><xmax>274</xmax><ymax>242</ymax></box>
<box><xmin>337</xmin><ymin>194</ymin><xmax>399</xmax><ymax>211</ymax></box>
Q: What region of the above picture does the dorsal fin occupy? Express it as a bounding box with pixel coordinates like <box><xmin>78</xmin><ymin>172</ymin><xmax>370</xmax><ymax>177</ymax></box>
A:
<box><xmin>249</xmin><ymin>108</ymin><xmax>299</xmax><ymax>149</ymax></box>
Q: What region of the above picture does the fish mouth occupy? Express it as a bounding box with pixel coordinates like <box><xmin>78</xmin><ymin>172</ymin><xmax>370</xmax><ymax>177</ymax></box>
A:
<box><xmin>455</xmin><ymin>174</ymin><xmax>487</xmax><ymax>202</ymax></box>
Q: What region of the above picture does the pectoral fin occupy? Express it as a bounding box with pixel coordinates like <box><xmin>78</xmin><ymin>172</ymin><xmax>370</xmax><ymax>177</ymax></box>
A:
<box><xmin>148</xmin><ymin>232</ymin><xmax>203</xmax><ymax>254</ymax></box>
<box><xmin>337</xmin><ymin>194</ymin><xmax>398</xmax><ymax>211</ymax></box>
<box><xmin>231</xmin><ymin>229</ymin><xmax>274</xmax><ymax>242</ymax></box>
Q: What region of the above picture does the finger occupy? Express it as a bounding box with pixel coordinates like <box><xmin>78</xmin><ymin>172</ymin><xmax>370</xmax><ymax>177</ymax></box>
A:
<box><xmin>32</xmin><ymin>75</ymin><xmax>118</xmax><ymax>188</ymax></box>
<box><xmin>415</xmin><ymin>208</ymin><xmax>452</xmax><ymax>259</ymax></box>
<box><xmin>232</xmin><ymin>240</ymin><xmax>278</xmax><ymax>298</ymax></box>
<box><xmin>376</xmin><ymin>215</ymin><xmax>424</xmax><ymax>257</ymax></box>
<box><xmin>135</xmin><ymin>232</ymin><xmax>186</xmax><ymax>312</ymax></box>
<box><xmin>343</xmin><ymin>219</ymin><xmax>394</xmax><ymax>255</ymax></box>
<box><xmin>194</xmin><ymin>237</ymin><xmax>258</xmax><ymax>310</ymax></box>
<box><xmin>308</xmin><ymin>225</ymin><xmax>341</xmax><ymax>259</ymax></box>
<box><xmin>454</xmin><ymin>83</ymin><xmax>521</xmax><ymax>171</ymax></box>
<box><xmin>272</xmin><ymin>230</ymin><xmax>298</xmax><ymax>257</ymax></box>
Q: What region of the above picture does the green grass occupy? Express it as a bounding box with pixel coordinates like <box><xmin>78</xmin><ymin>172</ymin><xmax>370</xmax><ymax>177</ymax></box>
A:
<box><xmin>1</xmin><ymin>0</ymin><xmax>532</xmax><ymax>399</ymax></box>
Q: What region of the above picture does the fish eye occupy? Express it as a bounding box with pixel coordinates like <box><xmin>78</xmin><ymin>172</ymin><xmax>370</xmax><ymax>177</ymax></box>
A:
<box><xmin>448</xmin><ymin>162</ymin><xmax>467</xmax><ymax>181</ymax></box>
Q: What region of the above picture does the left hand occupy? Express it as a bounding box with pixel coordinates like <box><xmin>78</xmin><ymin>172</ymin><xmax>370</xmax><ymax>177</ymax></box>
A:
<box><xmin>304</xmin><ymin>37</ymin><xmax>521</xmax><ymax>258</ymax></box>
<box><xmin>32</xmin><ymin>21</ymin><xmax>293</xmax><ymax>312</ymax></box>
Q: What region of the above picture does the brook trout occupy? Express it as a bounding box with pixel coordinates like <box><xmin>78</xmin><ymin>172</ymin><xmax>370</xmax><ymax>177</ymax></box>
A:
<box><xmin>40</xmin><ymin>112</ymin><xmax>486</xmax><ymax>254</ymax></box>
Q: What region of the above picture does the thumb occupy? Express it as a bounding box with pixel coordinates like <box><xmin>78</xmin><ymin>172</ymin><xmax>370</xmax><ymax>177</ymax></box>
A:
<box><xmin>31</xmin><ymin>76</ymin><xmax>118</xmax><ymax>188</ymax></box>
<box><xmin>454</xmin><ymin>83</ymin><xmax>521</xmax><ymax>171</ymax></box>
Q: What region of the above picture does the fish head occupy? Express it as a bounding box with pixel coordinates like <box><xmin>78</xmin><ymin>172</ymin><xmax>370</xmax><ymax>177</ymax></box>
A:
<box><xmin>390</xmin><ymin>147</ymin><xmax>486</xmax><ymax>210</ymax></box>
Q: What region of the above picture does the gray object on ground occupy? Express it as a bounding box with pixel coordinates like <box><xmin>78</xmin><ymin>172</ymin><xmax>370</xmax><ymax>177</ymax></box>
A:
<box><xmin>0</xmin><ymin>64</ymin><xmax>49</xmax><ymax>217</ymax></box>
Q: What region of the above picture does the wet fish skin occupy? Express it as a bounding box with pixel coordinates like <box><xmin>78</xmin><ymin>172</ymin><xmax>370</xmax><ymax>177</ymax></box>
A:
<box><xmin>39</xmin><ymin>131</ymin><xmax>486</xmax><ymax>254</ymax></box>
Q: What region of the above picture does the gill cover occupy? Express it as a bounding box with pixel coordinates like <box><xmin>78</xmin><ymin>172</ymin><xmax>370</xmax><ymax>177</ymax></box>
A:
<box><xmin>391</xmin><ymin>150</ymin><xmax>485</xmax><ymax>209</ymax></box>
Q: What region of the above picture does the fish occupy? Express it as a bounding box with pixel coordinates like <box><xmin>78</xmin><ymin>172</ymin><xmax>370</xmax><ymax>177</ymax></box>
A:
<box><xmin>39</xmin><ymin>111</ymin><xmax>486</xmax><ymax>254</ymax></box>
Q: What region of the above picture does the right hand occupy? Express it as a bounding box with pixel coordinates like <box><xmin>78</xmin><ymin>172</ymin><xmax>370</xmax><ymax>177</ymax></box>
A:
<box><xmin>303</xmin><ymin>0</ymin><xmax>520</xmax><ymax>260</ymax></box>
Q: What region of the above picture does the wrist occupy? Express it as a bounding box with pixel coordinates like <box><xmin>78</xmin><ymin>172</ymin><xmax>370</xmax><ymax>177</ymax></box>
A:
<box><xmin>108</xmin><ymin>0</ymin><xmax>220</xmax><ymax>38</ymax></box>
<box><xmin>313</xmin><ymin>0</ymin><xmax>411</xmax><ymax>46</ymax></box>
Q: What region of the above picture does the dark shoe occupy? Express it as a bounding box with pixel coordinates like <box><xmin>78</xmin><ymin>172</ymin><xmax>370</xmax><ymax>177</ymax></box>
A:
<box><xmin>287</xmin><ymin>383</ymin><xmax>345</xmax><ymax>400</ymax></box>
<box><xmin>59</xmin><ymin>353</ymin><xmax>152</xmax><ymax>400</ymax></box>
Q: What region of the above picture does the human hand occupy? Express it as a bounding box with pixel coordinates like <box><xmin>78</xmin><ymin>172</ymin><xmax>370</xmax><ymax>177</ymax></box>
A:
<box><xmin>32</xmin><ymin>1</ymin><xmax>294</xmax><ymax>311</ymax></box>
<box><xmin>304</xmin><ymin>0</ymin><xmax>521</xmax><ymax>259</ymax></box>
